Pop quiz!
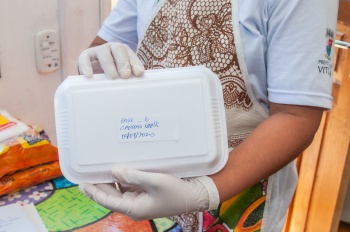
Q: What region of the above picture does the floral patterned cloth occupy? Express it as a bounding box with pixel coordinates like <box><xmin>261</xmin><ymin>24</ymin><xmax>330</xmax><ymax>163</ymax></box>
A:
<box><xmin>0</xmin><ymin>180</ymin><xmax>54</xmax><ymax>207</ymax></box>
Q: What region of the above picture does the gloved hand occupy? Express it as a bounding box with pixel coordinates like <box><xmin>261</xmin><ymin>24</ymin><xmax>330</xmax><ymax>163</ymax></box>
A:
<box><xmin>78</xmin><ymin>42</ymin><xmax>145</xmax><ymax>79</ymax></box>
<box><xmin>79</xmin><ymin>168</ymin><xmax>220</xmax><ymax>220</ymax></box>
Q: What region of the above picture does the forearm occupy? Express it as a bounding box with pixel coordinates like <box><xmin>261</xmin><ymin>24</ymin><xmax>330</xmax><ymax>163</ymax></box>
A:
<box><xmin>210</xmin><ymin>103</ymin><xmax>323</xmax><ymax>202</ymax></box>
<box><xmin>90</xmin><ymin>36</ymin><xmax>107</xmax><ymax>47</ymax></box>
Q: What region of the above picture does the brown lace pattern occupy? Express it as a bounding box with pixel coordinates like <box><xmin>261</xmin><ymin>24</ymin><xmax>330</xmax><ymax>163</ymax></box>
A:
<box><xmin>228</xmin><ymin>134</ymin><xmax>248</xmax><ymax>148</ymax></box>
<box><xmin>137</xmin><ymin>0</ymin><xmax>253</xmax><ymax>111</ymax></box>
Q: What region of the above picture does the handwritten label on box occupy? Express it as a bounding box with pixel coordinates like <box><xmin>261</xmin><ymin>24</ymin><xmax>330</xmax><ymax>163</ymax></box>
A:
<box><xmin>118</xmin><ymin>115</ymin><xmax>179</xmax><ymax>142</ymax></box>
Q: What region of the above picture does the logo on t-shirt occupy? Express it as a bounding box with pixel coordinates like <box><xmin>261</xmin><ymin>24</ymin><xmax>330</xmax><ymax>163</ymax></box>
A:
<box><xmin>318</xmin><ymin>28</ymin><xmax>334</xmax><ymax>77</ymax></box>
<box><xmin>325</xmin><ymin>28</ymin><xmax>334</xmax><ymax>61</ymax></box>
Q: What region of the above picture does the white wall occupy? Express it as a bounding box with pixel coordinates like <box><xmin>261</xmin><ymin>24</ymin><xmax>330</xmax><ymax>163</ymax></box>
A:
<box><xmin>58</xmin><ymin>0</ymin><xmax>110</xmax><ymax>80</ymax></box>
<box><xmin>0</xmin><ymin>0</ymin><xmax>109</xmax><ymax>145</ymax></box>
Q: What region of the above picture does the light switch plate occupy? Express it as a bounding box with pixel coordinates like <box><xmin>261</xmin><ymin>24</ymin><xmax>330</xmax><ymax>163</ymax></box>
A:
<box><xmin>34</xmin><ymin>29</ymin><xmax>60</xmax><ymax>73</ymax></box>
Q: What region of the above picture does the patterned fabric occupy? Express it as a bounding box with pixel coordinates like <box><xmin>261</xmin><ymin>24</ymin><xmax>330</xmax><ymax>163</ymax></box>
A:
<box><xmin>169</xmin><ymin>213</ymin><xmax>199</xmax><ymax>232</ymax></box>
<box><xmin>137</xmin><ymin>0</ymin><xmax>252</xmax><ymax>113</ymax></box>
<box><xmin>0</xmin><ymin>177</ymin><xmax>177</xmax><ymax>232</ymax></box>
<box><xmin>137</xmin><ymin>0</ymin><xmax>268</xmax><ymax>231</ymax></box>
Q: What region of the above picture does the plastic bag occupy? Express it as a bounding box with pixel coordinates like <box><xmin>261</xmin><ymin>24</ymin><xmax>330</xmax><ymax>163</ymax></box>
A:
<box><xmin>0</xmin><ymin>161</ymin><xmax>62</xmax><ymax>196</ymax></box>
<box><xmin>0</xmin><ymin>110</ymin><xmax>28</xmax><ymax>142</ymax></box>
<box><xmin>0</xmin><ymin>126</ymin><xmax>59</xmax><ymax>178</ymax></box>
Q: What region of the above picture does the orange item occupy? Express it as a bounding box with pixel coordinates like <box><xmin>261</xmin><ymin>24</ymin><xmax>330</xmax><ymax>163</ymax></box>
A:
<box><xmin>0</xmin><ymin>161</ymin><xmax>62</xmax><ymax>196</ymax></box>
<box><xmin>0</xmin><ymin>127</ymin><xmax>59</xmax><ymax>178</ymax></box>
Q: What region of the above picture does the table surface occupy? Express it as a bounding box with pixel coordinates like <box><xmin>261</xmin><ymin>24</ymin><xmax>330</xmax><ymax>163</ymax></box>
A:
<box><xmin>0</xmin><ymin>177</ymin><xmax>181</xmax><ymax>232</ymax></box>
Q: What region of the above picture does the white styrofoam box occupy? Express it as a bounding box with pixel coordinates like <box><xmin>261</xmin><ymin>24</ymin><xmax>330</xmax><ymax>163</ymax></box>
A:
<box><xmin>54</xmin><ymin>66</ymin><xmax>228</xmax><ymax>184</ymax></box>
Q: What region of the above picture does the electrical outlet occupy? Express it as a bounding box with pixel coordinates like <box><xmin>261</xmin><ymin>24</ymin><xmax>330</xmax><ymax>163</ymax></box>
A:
<box><xmin>34</xmin><ymin>29</ymin><xmax>60</xmax><ymax>73</ymax></box>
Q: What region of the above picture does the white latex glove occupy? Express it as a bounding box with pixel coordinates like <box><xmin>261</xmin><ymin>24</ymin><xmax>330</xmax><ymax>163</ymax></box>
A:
<box><xmin>78</xmin><ymin>42</ymin><xmax>145</xmax><ymax>79</ymax></box>
<box><xmin>79</xmin><ymin>168</ymin><xmax>220</xmax><ymax>220</ymax></box>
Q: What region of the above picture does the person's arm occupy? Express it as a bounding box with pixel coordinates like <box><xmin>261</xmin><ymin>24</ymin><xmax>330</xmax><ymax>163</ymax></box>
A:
<box><xmin>78</xmin><ymin>102</ymin><xmax>323</xmax><ymax>220</ymax></box>
<box><xmin>211</xmin><ymin>103</ymin><xmax>323</xmax><ymax>201</ymax></box>
<box><xmin>90</xmin><ymin>36</ymin><xmax>107</xmax><ymax>47</ymax></box>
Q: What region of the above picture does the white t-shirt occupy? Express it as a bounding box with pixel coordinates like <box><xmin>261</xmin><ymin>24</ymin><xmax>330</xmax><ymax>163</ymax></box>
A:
<box><xmin>97</xmin><ymin>0</ymin><xmax>338</xmax><ymax>231</ymax></box>
<box><xmin>98</xmin><ymin>0</ymin><xmax>337</xmax><ymax>111</ymax></box>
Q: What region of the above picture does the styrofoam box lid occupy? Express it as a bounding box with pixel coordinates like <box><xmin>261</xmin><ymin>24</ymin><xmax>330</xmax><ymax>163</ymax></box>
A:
<box><xmin>54</xmin><ymin>66</ymin><xmax>228</xmax><ymax>184</ymax></box>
